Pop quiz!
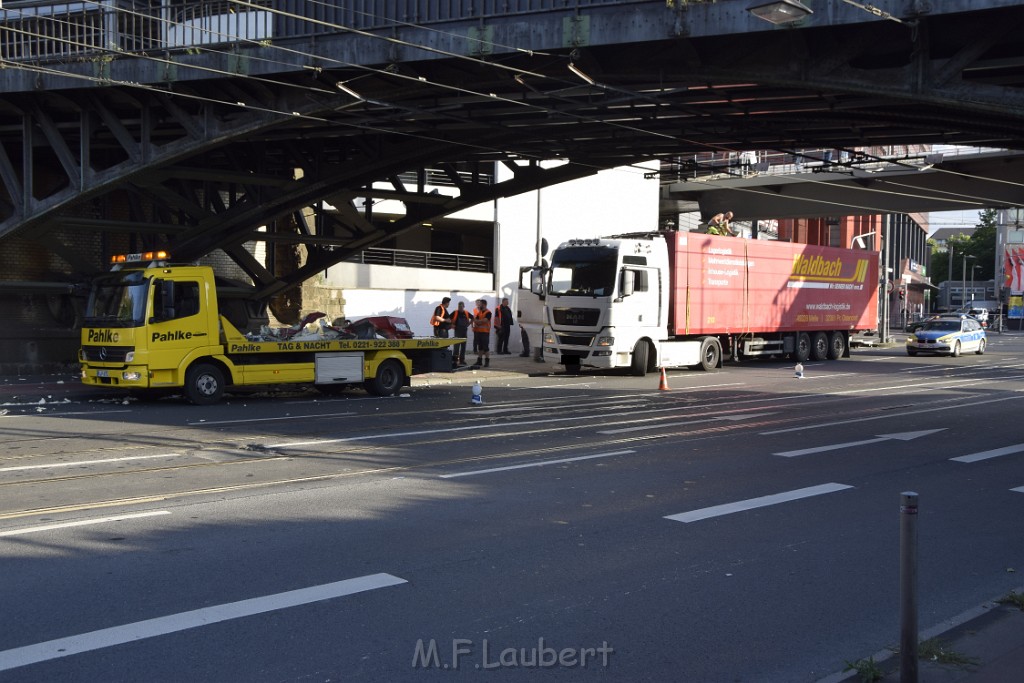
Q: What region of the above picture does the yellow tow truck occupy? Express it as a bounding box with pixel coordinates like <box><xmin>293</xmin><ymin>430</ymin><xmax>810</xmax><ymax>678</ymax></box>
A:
<box><xmin>79</xmin><ymin>252</ymin><xmax>459</xmax><ymax>404</ymax></box>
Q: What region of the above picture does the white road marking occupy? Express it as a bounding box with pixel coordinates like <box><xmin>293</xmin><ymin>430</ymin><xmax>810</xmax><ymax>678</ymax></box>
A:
<box><xmin>0</xmin><ymin>453</ymin><xmax>182</xmax><ymax>473</ymax></box>
<box><xmin>951</xmin><ymin>444</ymin><xmax>1024</xmax><ymax>463</ymax></box>
<box><xmin>0</xmin><ymin>410</ymin><xmax>132</xmax><ymax>419</ymax></box>
<box><xmin>773</xmin><ymin>430</ymin><xmax>945</xmax><ymax>457</ymax></box>
<box><xmin>440</xmin><ymin>450</ymin><xmax>635</xmax><ymax>478</ymax></box>
<box><xmin>514</xmin><ymin>382</ymin><xmax>596</xmax><ymax>390</ymax></box>
<box><xmin>470</xmin><ymin>400</ymin><xmax>648</xmax><ymax>416</ymax></box>
<box><xmin>664</xmin><ymin>483</ymin><xmax>853</xmax><ymax>523</ymax></box>
<box><xmin>1012</xmin><ymin>486</ymin><xmax>1024</xmax><ymax>494</ymax></box>
<box><xmin>187</xmin><ymin>411</ymin><xmax>356</xmax><ymax>426</ymax></box>
<box><xmin>0</xmin><ymin>573</ymin><xmax>407</xmax><ymax>672</ymax></box>
<box><xmin>761</xmin><ymin>394</ymin><xmax>1024</xmax><ymax>435</ymax></box>
<box><xmin>0</xmin><ymin>511</ymin><xmax>171</xmax><ymax>537</ymax></box>
<box><xmin>266</xmin><ymin>402</ymin><xmax>705</xmax><ymax>449</ymax></box>
<box><xmin>599</xmin><ymin>412</ymin><xmax>776</xmax><ymax>434</ymax></box>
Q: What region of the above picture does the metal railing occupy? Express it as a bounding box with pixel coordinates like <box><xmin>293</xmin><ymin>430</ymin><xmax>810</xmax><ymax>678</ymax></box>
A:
<box><xmin>661</xmin><ymin>145</ymin><xmax>1008</xmax><ymax>184</ymax></box>
<box><xmin>345</xmin><ymin>247</ymin><xmax>491</xmax><ymax>273</ymax></box>
<box><xmin>0</xmin><ymin>0</ymin><xmax>641</xmax><ymax>63</ymax></box>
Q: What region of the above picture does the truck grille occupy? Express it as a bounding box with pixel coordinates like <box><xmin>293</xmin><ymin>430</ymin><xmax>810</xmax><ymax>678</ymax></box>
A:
<box><xmin>81</xmin><ymin>345</ymin><xmax>134</xmax><ymax>362</ymax></box>
<box><xmin>552</xmin><ymin>308</ymin><xmax>600</xmax><ymax>326</ymax></box>
<box><xmin>557</xmin><ymin>335</ymin><xmax>594</xmax><ymax>346</ymax></box>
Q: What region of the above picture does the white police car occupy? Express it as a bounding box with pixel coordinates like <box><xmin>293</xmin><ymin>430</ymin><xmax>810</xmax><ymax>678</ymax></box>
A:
<box><xmin>906</xmin><ymin>315</ymin><xmax>986</xmax><ymax>357</ymax></box>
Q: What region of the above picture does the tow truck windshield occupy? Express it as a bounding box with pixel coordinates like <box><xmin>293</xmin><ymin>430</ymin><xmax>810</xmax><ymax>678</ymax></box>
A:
<box><xmin>83</xmin><ymin>271</ymin><xmax>150</xmax><ymax>327</ymax></box>
<box><xmin>548</xmin><ymin>246</ymin><xmax>618</xmax><ymax>297</ymax></box>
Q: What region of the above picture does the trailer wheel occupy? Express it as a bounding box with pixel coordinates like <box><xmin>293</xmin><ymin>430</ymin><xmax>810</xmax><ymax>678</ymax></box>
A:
<box><xmin>630</xmin><ymin>341</ymin><xmax>649</xmax><ymax>376</ymax></box>
<box><xmin>365</xmin><ymin>359</ymin><xmax>405</xmax><ymax>396</ymax></box>
<box><xmin>699</xmin><ymin>337</ymin><xmax>722</xmax><ymax>372</ymax></box>
<box><xmin>792</xmin><ymin>333</ymin><xmax>811</xmax><ymax>363</ymax></box>
<box><xmin>184</xmin><ymin>363</ymin><xmax>226</xmax><ymax>405</ymax></box>
<box><xmin>827</xmin><ymin>331</ymin><xmax>846</xmax><ymax>360</ymax></box>
<box><xmin>810</xmin><ymin>332</ymin><xmax>829</xmax><ymax>361</ymax></box>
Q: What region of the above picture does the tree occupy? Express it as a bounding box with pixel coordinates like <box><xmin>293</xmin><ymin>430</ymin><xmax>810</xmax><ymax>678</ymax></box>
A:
<box><xmin>931</xmin><ymin>232</ymin><xmax>971</xmax><ymax>285</ymax></box>
<box><xmin>932</xmin><ymin>209</ymin><xmax>997</xmax><ymax>286</ymax></box>
<box><xmin>968</xmin><ymin>208</ymin><xmax>997</xmax><ymax>281</ymax></box>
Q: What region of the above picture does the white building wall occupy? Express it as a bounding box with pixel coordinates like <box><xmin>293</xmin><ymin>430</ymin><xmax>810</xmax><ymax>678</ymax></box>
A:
<box><xmin>493</xmin><ymin>161</ymin><xmax>659</xmax><ymax>301</ymax></box>
<box><xmin>321</xmin><ymin>162</ymin><xmax>659</xmax><ymax>345</ymax></box>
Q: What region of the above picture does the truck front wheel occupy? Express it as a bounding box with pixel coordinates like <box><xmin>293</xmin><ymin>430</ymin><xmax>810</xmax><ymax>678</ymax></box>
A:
<box><xmin>699</xmin><ymin>337</ymin><xmax>721</xmax><ymax>372</ymax></box>
<box><xmin>630</xmin><ymin>341</ymin><xmax>649</xmax><ymax>376</ymax></box>
<box><xmin>184</xmin><ymin>363</ymin><xmax>226</xmax><ymax>405</ymax></box>
<box><xmin>365</xmin><ymin>359</ymin><xmax>405</xmax><ymax>396</ymax></box>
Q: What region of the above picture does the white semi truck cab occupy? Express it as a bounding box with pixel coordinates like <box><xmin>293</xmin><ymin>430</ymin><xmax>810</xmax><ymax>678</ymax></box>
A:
<box><xmin>540</xmin><ymin>235</ymin><xmax>682</xmax><ymax>375</ymax></box>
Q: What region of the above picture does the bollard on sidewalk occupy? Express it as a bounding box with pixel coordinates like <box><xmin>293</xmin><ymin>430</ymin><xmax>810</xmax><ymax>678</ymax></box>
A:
<box><xmin>900</xmin><ymin>491</ymin><xmax>919</xmax><ymax>683</ymax></box>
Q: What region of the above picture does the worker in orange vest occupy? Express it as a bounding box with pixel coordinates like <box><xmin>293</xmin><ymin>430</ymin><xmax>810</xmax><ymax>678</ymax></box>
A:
<box><xmin>431</xmin><ymin>296</ymin><xmax>451</xmax><ymax>338</ymax></box>
<box><xmin>472</xmin><ymin>299</ymin><xmax>492</xmax><ymax>367</ymax></box>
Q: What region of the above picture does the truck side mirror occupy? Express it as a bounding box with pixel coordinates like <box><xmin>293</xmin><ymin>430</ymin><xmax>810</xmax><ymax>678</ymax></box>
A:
<box><xmin>619</xmin><ymin>270</ymin><xmax>636</xmax><ymax>299</ymax></box>
<box><xmin>530</xmin><ymin>267</ymin><xmax>547</xmax><ymax>298</ymax></box>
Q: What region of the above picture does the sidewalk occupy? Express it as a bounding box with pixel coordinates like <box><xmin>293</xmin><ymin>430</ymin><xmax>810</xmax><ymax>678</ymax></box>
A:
<box><xmin>412</xmin><ymin>350</ymin><xmax>553</xmax><ymax>388</ymax></box>
<box><xmin>824</xmin><ymin>592</ymin><xmax>1024</xmax><ymax>682</ymax></box>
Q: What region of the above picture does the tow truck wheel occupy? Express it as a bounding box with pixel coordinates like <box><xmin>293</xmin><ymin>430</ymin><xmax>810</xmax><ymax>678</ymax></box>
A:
<box><xmin>184</xmin><ymin>363</ymin><xmax>225</xmax><ymax>405</ymax></box>
<box><xmin>826</xmin><ymin>331</ymin><xmax>846</xmax><ymax>360</ymax></box>
<box><xmin>810</xmin><ymin>332</ymin><xmax>829</xmax><ymax>361</ymax></box>
<box><xmin>630</xmin><ymin>341</ymin><xmax>649</xmax><ymax>376</ymax></box>
<box><xmin>792</xmin><ymin>333</ymin><xmax>811</xmax><ymax>363</ymax></box>
<box><xmin>366</xmin><ymin>359</ymin><xmax>405</xmax><ymax>396</ymax></box>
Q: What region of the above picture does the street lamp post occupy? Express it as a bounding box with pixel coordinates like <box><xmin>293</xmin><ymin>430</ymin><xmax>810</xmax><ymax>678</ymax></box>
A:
<box><xmin>947</xmin><ymin>248</ymin><xmax>954</xmax><ymax>309</ymax></box>
<box><xmin>962</xmin><ymin>255</ymin><xmax>976</xmax><ymax>309</ymax></box>
<box><xmin>971</xmin><ymin>264</ymin><xmax>981</xmax><ymax>303</ymax></box>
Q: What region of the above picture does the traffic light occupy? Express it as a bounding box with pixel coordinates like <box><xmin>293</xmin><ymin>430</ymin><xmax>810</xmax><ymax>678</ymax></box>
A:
<box><xmin>898</xmin><ymin>289</ymin><xmax>905</xmax><ymax>300</ymax></box>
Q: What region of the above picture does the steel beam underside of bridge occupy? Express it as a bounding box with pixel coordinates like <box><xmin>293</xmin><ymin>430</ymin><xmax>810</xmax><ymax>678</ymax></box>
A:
<box><xmin>0</xmin><ymin>0</ymin><xmax>1023</xmax><ymax>297</ymax></box>
<box><xmin>665</xmin><ymin>150</ymin><xmax>1024</xmax><ymax>220</ymax></box>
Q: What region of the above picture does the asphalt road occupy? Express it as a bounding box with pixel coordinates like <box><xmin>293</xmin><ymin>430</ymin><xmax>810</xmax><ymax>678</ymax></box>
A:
<box><xmin>2</xmin><ymin>337</ymin><xmax>1023</xmax><ymax>682</ymax></box>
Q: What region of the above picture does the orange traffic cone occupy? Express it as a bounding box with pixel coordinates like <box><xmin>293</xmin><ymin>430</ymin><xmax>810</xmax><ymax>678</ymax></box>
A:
<box><xmin>658</xmin><ymin>367</ymin><xmax>670</xmax><ymax>391</ymax></box>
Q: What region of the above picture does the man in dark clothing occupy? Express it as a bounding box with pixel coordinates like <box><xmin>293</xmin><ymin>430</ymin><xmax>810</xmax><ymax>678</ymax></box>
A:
<box><xmin>495</xmin><ymin>297</ymin><xmax>514</xmax><ymax>354</ymax></box>
<box><xmin>450</xmin><ymin>301</ymin><xmax>472</xmax><ymax>367</ymax></box>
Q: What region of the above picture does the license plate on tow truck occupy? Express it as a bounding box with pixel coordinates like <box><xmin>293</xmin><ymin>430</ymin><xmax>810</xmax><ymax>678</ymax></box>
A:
<box><xmin>97</xmin><ymin>369</ymin><xmax>110</xmax><ymax>378</ymax></box>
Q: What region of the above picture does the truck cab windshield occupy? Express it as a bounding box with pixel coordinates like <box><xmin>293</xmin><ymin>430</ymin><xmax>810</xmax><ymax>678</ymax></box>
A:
<box><xmin>84</xmin><ymin>272</ymin><xmax>150</xmax><ymax>327</ymax></box>
<box><xmin>549</xmin><ymin>246</ymin><xmax>618</xmax><ymax>296</ymax></box>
